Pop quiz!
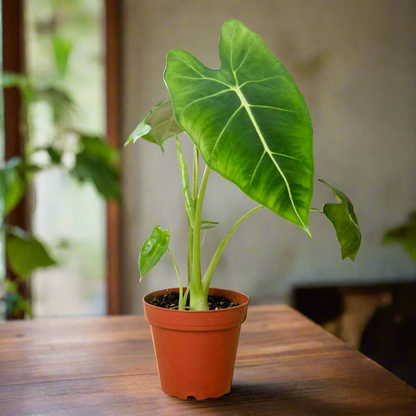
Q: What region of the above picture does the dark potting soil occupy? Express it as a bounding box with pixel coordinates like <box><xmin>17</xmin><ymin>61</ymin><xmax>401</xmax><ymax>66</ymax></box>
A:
<box><xmin>147</xmin><ymin>291</ymin><xmax>239</xmax><ymax>310</ymax></box>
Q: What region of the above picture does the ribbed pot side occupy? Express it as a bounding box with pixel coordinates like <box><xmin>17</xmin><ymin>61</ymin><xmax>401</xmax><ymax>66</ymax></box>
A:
<box><xmin>143</xmin><ymin>287</ymin><xmax>250</xmax><ymax>400</ymax></box>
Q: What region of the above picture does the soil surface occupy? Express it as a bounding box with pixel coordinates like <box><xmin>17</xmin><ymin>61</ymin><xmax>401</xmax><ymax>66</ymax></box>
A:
<box><xmin>147</xmin><ymin>291</ymin><xmax>239</xmax><ymax>310</ymax></box>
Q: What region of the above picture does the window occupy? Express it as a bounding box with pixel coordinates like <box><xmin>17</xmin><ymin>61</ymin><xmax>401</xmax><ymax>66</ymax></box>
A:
<box><xmin>1</xmin><ymin>0</ymin><xmax>121</xmax><ymax>319</ymax></box>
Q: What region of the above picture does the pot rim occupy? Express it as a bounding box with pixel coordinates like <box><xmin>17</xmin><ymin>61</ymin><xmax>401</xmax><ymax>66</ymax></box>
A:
<box><xmin>142</xmin><ymin>287</ymin><xmax>249</xmax><ymax>314</ymax></box>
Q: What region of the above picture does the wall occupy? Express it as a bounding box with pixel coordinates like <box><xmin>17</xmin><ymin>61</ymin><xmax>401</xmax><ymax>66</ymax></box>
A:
<box><xmin>120</xmin><ymin>0</ymin><xmax>416</xmax><ymax>314</ymax></box>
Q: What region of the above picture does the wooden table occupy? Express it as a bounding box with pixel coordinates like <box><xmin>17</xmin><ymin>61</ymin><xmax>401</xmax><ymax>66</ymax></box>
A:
<box><xmin>1</xmin><ymin>305</ymin><xmax>415</xmax><ymax>415</ymax></box>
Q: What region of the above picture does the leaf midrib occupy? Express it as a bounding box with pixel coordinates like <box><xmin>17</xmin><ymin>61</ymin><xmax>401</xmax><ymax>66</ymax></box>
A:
<box><xmin>172</xmin><ymin>49</ymin><xmax>309</xmax><ymax>231</ymax></box>
<box><xmin>233</xmin><ymin>86</ymin><xmax>308</xmax><ymax>231</ymax></box>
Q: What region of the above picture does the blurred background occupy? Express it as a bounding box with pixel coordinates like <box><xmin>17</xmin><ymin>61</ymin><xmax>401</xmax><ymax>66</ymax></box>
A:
<box><xmin>1</xmin><ymin>0</ymin><xmax>415</xmax><ymax>386</ymax></box>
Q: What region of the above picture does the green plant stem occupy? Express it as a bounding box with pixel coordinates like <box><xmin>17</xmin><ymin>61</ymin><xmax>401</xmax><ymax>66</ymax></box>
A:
<box><xmin>175</xmin><ymin>135</ymin><xmax>195</xmax><ymax>226</ymax></box>
<box><xmin>187</xmin><ymin>145</ymin><xmax>199</xmax><ymax>286</ymax></box>
<box><xmin>193</xmin><ymin>145</ymin><xmax>199</xmax><ymax>208</ymax></box>
<box><xmin>190</xmin><ymin>165</ymin><xmax>211</xmax><ymax>310</ymax></box>
<box><xmin>202</xmin><ymin>205</ymin><xmax>264</xmax><ymax>293</ymax></box>
<box><xmin>311</xmin><ymin>207</ymin><xmax>324</xmax><ymax>213</ymax></box>
<box><xmin>188</xmin><ymin>228</ymin><xmax>193</xmax><ymax>286</ymax></box>
<box><xmin>167</xmin><ymin>248</ymin><xmax>184</xmax><ymax>310</ymax></box>
<box><xmin>183</xmin><ymin>285</ymin><xmax>191</xmax><ymax>308</ymax></box>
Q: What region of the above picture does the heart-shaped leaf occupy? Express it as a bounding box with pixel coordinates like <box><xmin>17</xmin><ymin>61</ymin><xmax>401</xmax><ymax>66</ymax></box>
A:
<box><xmin>319</xmin><ymin>179</ymin><xmax>361</xmax><ymax>261</ymax></box>
<box><xmin>6</xmin><ymin>228</ymin><xmax>57</xmax><ymax>278</ymax></box>
<box><xmin>139</xmin><ymin>226</ymin><xmax>170</xmax><ymax>280</ymax></box>
<box><xmin>201</xmin><ymin>221</ymin><xmax>219</xmax><ymax>230</ymax></box>
<box><xmin>164</xmin><ymin>19</ymin><xmax>313</xmax><ymax>235</ymax></box>
<box><xmin>125</xmin><ymin>98</ymin><xmax>183</xmax><ymax>149</ymax></box>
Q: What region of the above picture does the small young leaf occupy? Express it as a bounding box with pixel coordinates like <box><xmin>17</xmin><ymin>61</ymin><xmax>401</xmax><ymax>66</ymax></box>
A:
<box><xmin>125</xmin><ymin>98</ymin><xmax>183</xmax><ymax>149</ymax></box>
<box><xmin>125</xmin><ymin>119</ymin><xmax>152</xmax><ymax>147</ymax></box>
<box><xmin>383</xmin><ymin>210</ymin><xmax>416</xmax><ymax>262</ymax></box>
<box><xmin>52</xmin><ymin>36</ymin><xmax>74</xmax><ymax>76</ymax></box>
<box><xmin>319</xmin><ymin>179</ymin><xmax>361</xmax><ymax>261</ymax></box>
<box><xmin>139</xmin><ymin>226</ymin><xmax>170</xmax><ymax>280</ymax></box>
<box><xmin>6</xmin><ymin>228</ymin><xmax>57</xmax><ymax>278</ymax></box>
<box><xmin>71</xmin><ymin>135</ymin><xmax>120</xmax><ymax>201</ymax></box>
<box><xmin>201</xmin><ymin>221</ymin><xmax>219</xmax><ymax>230</ymax></box>
<box><xmin>0</xmin><ymin>157</ymin><xmax>25</xmax><ymax>216</ymax></box>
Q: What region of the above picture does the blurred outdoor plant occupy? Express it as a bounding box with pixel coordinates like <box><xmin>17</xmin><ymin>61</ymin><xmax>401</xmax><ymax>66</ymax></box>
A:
<box><xmin>383</xmin><ymin>210</ymin><xmax>416</xmax><ymax>263</ymax></box>
<box><xmin>0</xmin><ymin>36</ymin><xmax>119</xmax><ymax>319</ymax></box>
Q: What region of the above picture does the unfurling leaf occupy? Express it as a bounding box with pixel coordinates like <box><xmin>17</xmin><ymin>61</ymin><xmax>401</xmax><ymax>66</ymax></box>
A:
<box><xmin>139</xmin><ymin>226</ymin><xmax>170</xmax><ymax>280</ymax></box>
<box><xmin>176</xmin><ymin>137</ymin><xmax>195</xmax><ymax>225</ymax></box>
<box><xmin>71</xmin><ymin>135</ymin><xmax>120</xmax><ymax>200</ymax></box>
<box><xmin>0</xmin><ymin>157</ymin><xmax>25</xmax><ymax>216</ymax></box>
<box><xmin>165</xmin><ymin>19</ymin><xmax>313</xmax><ymax>236</ymax></box>
<box><xmin>201</xmin><ymin>221</ymin><xmax>219</xmax><ymax>230</ymax></box>
<box><xmin>383</xmin><ymin>210</ymin><xmax>416</xmax><ymax>262</ymax></box>
<box><xmin>125</xmin><ymin>97</ymin><xmax>183</xmax><ymax>149</ymax></box>
<box><xmin>319</xmin><ymin>179</ymin><xmax>361</xmax><ymax>261</ymax></box>
<box><xmin>6</xmin><ymin>228</ymin><xmax>56</xmax><ymax>278</ymax></box>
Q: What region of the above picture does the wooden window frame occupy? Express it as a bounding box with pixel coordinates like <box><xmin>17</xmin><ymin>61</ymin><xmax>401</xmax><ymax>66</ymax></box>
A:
<box><xmin>2</xmin><ymin>0</ymin><xmax>29</xmax><ymax>319</ymax></box>
<box><xmin>105</xmin><ymin>0</ymin><xmax>121</xmax><ymax>315</ymax></box>
<box><xmin>2</xmin><ymin>1</ymin><xmax>26</xmax><ymax>227</ymax></box>
<box><xmin>2</xmin><ymin>0</ymin><xmax>122</xmax><ymax>316</ymax></box>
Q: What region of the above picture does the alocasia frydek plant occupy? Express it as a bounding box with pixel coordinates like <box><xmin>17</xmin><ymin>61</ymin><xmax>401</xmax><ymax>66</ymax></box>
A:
<box><xmin>126</xmin><ymin>19</ymin><xmax>361</xmax><ymax>311</ymax></box>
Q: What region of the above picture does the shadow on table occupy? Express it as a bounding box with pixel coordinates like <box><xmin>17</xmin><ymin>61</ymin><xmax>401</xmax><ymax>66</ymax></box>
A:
<box><xmin>176</xmin><ymin>382</ymin><xmax>398</xmax><ymax>415</ymax></box>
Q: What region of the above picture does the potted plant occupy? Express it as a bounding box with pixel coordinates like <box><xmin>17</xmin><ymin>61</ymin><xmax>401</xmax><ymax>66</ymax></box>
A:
<box><xmin>125</xmin><ymin>19</ymin><xmax>361</xmax><ymax>400</ymax></box>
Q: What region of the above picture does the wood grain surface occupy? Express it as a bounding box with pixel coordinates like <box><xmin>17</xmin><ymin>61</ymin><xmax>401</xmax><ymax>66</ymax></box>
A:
<box><xmin>0</xmin><ymin>305</ymin><xmax>415</xmax><ymax>415</ymax></box>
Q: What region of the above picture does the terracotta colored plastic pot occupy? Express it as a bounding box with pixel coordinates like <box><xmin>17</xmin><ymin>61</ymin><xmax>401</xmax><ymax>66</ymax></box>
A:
<box><xmin>143</xmin><ymin>287</ymin><xmax>249</xmax><ymax>400</ymax></box>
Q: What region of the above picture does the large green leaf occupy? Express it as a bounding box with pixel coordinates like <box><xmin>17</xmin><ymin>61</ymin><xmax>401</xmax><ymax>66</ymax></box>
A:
<box><xmin>6</xmin><ymin>228</ymin><xmax>57</xmax><ymax>278</ymax></box>
<box><xmin>383</xmin><ymin>210</ymin><xmax>416</xmax><ymax>262</ymax></box>
<box><xmin>139</xmin><ymin>226</ymin><xmax>170</xmax><ymax>280</ymax></box>
<box><xmin>164</xmin><ymin>19</ymin><xmax>313</xmax><ymax>235</ymax></box>
<box><xmin>125</xmin><ymin>98</ymin><xmax>183</xmax><ymax>149</ymax></box>
<box><xmin>71</xmin><ymin>135</ymin><xmax>120</xmax><ymax>200</ymax></box>
<box><xmin>319</xmin><ymin>179</ymin><xmax>361</xmax><ymax>261</ymax></box>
